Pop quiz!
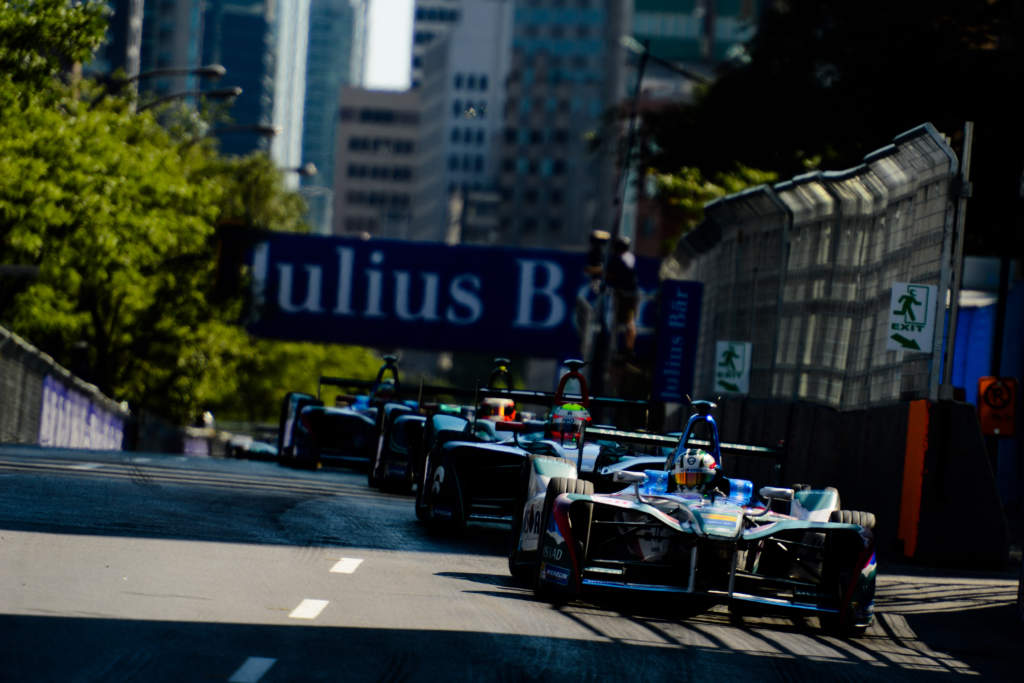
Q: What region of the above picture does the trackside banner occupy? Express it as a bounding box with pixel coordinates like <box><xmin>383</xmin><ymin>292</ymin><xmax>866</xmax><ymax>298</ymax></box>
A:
<box><xmin>240</xmin><ymin>232</ymin><xmax>680</xmax><ymax>359</ymax></box>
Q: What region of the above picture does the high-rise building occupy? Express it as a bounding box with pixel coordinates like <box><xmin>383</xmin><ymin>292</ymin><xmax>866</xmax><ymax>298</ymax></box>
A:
<box><xmin>137</xmin><ymin>1</ymin><xmax>205</xmax><ymax>96</ymax></box>
<box><xmin>632</xmin><ymin>0</ymin><xmax>759</xmax><ymax>65</ymax></box>
<box><xmin>331</xmin><ymin>28</ymin><xmax>448</xmax><ymax>241</ymax></box>
<box><xmin>301</xmin><ymin>0</ymin><xmax>369</xmax><ymax>234</ymax></box>
<box><xmin>201</xmin><ymin>1</ymin><xmax>276</xmax><ymax>156</ymax></box>
<box><xmin>411</xmin><ymin>0</ymin><xmax>461</xmax><ymax>89</ymax></box>
<box><xmin>439</xmin><ymin>1</ymin><xmax>513</xmax><ymax>199</ymax></box>
<box><xmin>271</xmin><ymin>0</ymin><xmax>312</xmax><ymax>188</ymax></box>
<box><xmin>494</xmin><ymin>0</ymin><xmax>632</xmax><ymax>251</ymax></box>
<box><xmin>332</xmin><ymin>87</ymin><xmax>422</xmax><ymax>238</ymax></box>
<box><xmin>87</xmin><ymin>0</ymin><xmax>145</xmax><ymax>80</ymax></box>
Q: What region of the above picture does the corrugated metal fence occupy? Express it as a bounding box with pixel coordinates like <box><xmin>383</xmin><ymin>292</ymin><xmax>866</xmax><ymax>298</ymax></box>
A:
<box><xmin>674</xmin><ymin>123</ymin><xmax>958</xmax><ymax>410</ymax></box>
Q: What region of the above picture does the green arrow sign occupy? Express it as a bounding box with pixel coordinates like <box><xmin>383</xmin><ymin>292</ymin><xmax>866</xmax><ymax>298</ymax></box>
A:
<box><xmin>890</xmin><ymin>333</ymin><xmax>921</xmax><ymax>350</ymax></box>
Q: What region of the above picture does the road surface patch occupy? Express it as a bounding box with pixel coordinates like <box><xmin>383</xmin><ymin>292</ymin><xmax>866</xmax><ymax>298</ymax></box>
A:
<box><xmin>330</xmin><ymin>557</ymin><xmax>364</xmax><ymax>574</ymax></box>
<box><xmin>289</xmin><ymin>598</ymin><xmax>329</xmax><ymax>620</ymax></box>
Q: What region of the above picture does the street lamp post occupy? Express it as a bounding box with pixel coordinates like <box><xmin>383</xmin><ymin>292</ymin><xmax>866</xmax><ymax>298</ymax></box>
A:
<box><xmin>137</xmin><ymin>86</ymin><xmax>243</xmax><ymax>112</ymax></box>
<box><xmin>126</xmin><ymin>63</ymin><xmax>226</xmax><ymax>84</ymax></box>
<box><xmin>591</xmin><ymin>38</ymin><xmax>712</xmax><ymax>402</ymax></box>
<box><xmin>613</xmin><ymin>37</ymin><xmax>711</xmax><ymax>242</ymax></box>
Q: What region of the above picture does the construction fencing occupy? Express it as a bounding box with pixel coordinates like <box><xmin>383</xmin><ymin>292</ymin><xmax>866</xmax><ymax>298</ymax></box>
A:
<box><xmin>673</xmin><ymin>123</ymin><xmax>958</xmax><ymax>410</ymax></box>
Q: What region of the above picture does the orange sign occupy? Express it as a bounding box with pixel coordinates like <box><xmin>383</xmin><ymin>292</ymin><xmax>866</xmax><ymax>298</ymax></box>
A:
<box><xmin>978</xmin><ymin>377</ymin><xmax>1017</xmax><ymax>436</ymax></box>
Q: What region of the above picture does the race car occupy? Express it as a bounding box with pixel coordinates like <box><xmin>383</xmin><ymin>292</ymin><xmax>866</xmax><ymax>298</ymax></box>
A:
<box><xmin>513</xmin><ymin>400</ymin><xmax>877</xmax><ymax>636</ymax></box>
<box><xmin>276</xmin><ymin>356</ymin><xmax>402</xmax><ymax>470</ymax></box>
<box><xmin>366</xmin><ymin>401</ymin><xmax>425</xmax><ymax>491</ymax></box>
<box><xmin>414</xmin><ymin>360</ymin><xmax>657</xmax><ymax>530</ymax></box>
<box><xmin>369</xmin><ymin>358</ymin><xmax>516</xmax><ymax>493</ymax></box>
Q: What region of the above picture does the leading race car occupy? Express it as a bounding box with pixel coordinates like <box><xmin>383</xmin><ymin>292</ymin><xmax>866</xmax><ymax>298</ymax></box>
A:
<box><xmin>513</xmin><ymin>400</ymin><xmax>877</xmax><ymax>636</ymax></box>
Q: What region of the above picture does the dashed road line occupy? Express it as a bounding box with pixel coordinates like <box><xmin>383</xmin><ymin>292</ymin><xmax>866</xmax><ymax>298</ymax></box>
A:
<box><xmin>289</xmin><ymin>598</ymin><xmax>329</xmax><ymax>620</ymax></box>
<box><xmin>330</xmin><ymin>557</ymin><xmax>364</xmax><ymax>574</ymax></box>
<box><xmin>228</xmin><ymin>657</ymin><xmax>276</xmax><ymax>682</ymax></box>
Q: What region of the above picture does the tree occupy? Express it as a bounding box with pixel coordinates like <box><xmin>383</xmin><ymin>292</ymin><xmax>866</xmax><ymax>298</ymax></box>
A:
<box><xmin>0</xmin><ymin>1</ymin><xmax>379</xmax><ymax>425</ymax></box>
<box><xmin>651</xmin><ymin>165</ymin><xmax>779</xmax><ymax>256</ymax></box>
<box><xmin>0</xmin><ymin>0</ymin><xmax>108</xmax><ymax>91</ymax></box>
<box><xmin>645</xmin><ymin>0</ymin><xmax>1024</xmax><ymax>258</ymax></box>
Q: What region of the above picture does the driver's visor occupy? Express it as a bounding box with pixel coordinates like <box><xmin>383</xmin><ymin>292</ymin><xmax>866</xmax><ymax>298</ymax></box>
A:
<box><xmin>673</xmin><ymin>471</ymin><xmax>705</xmax><ymax>488</ymax></box>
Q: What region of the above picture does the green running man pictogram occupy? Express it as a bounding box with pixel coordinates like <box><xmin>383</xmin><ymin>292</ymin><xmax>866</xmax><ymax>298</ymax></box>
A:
<box><xmin>719</xmin><ymin>346</ymin><xmax>740</xmax><ymax>372</ymax></box>
<box><xmin>894</xmin><ymin>287</ymin><xmax>923</xmax><ymax>323</ymax></box>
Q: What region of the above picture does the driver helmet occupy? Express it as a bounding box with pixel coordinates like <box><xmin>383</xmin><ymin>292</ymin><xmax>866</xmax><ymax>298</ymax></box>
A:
<box><xmin>671</xmin><ymin>448</ymin><xmax>718</xmax><ymax>491</ymax></box>
<box><xmin>546</xmin><ymin>403</ymin><xmax>590</xmax><ymax>447</ymax></box>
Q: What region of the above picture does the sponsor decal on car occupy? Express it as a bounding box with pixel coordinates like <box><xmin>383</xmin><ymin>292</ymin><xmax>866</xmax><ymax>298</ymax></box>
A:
<box><xmin>542</xmin><ymin>545</ymin><xmax>564</xmax><ymax>561</ymax></box>
<box><xmin>540</xmin><ymin>562</ymin><xmax>570</xmax><ymax>586</ymax></box>
<box><xmin>431</xmin><ymin>466</ymin><xmax>445</xmax><ymax>496</ymax></box>
<box><xmin>523</xmin><ymin>506</ymin><xmax>544</xmax><ymax>536</ymax></box>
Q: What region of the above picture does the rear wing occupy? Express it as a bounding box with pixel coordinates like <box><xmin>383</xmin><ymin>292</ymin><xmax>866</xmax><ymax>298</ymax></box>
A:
<box><xmin>579</xmin><ymin>424</ymin><xmax>784</xmax><ymax>476</ymax></box>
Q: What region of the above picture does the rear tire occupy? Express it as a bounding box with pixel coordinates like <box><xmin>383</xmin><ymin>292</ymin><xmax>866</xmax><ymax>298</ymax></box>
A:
<box><xmin>829</xmin><ymin>509</ymin><xmax>876</xmax><ymax>530</ymax></box>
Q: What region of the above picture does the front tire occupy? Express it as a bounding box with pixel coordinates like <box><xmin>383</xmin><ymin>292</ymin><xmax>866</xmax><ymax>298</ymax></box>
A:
<box><xmin>533</xmin><ymin>476</ymin><xmax>593</xmax><ymax>600</ymax></box>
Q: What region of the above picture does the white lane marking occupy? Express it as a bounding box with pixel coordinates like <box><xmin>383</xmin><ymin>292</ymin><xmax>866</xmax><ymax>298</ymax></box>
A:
<box><xmin>228</xmin><ymin>657</ymin><xmax>276</xmax><ymax>682</ymax></box>
<box><xmin>69</xmin><ymin>463</ymin><xmax>101</xmax><ymax>470</ymax></box>
<box><xmin>330</xmin><ymin>557</ymin><xmax>364</xmax><ymax>574</ymax></box>
<box><xmin>289</xmin><ymin>598</ymin><xmax>329</xmax><ymax>620</ymax></box>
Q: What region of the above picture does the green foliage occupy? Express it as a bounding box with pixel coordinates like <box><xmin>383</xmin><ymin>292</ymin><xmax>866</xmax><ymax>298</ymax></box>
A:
<box><xmin>0</xmin><ymin>0</ymin><xmax>108</xmax><ymax>90</ymax></box>
<box><xmin>653</xmin><ymin>165</ymin><xmax>778</xmax><ymax>252</ymax></box>
<box><xmin>0</xmin><ymin>0</ymin><xmax>379</xmax><ymax>426</ymax></box>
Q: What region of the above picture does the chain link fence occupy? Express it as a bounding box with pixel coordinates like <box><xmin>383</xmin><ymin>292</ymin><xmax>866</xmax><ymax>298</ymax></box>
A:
<box><xmin>672</xmin><ymin>123</ymin><xmax>958</xmax><ymax>410</ymax></box>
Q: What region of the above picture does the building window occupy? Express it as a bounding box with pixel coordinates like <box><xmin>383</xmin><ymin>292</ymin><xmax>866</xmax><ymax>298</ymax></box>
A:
<box><xmin>480</xmin><ymin>75</ymin><xmax>488</xmax><ymax>91</ymax></box>
<box><xmin>467</xmin><ymin>74</ymin><xmax>476</xmax><ymax>90</ymax></box>
<box><xmin>454</xmin><ymin>73</ymin><xmax>463</xmax><ymax>89</ymax></box>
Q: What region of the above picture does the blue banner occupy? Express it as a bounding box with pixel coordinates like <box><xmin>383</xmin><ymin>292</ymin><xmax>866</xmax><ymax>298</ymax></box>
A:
<box><xmin>244</xmin><ymin>233</ymin><xmax>669</xmax><ymax>358</ymax></box>
<box><xmin>651</xmin><ymin>280</ymin><xmax>704</xmax><ymax>402</ymax></box>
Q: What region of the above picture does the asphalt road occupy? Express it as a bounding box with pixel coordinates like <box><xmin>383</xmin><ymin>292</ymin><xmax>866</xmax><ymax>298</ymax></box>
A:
<box><xmin>0</xmin><ymin>444</ymin><xmax>1020</xmax><ymax>682</ymax></box>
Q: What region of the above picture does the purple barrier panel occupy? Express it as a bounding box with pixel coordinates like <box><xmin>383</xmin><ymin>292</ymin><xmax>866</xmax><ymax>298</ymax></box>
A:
<box><xmin>38</xmin><ymin>375</ymin><xmax>124</xmax><ymax>450</ymax></box>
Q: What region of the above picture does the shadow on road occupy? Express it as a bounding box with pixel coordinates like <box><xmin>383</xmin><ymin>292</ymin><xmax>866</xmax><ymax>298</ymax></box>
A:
<box><xmin>1</xmin><ymin>612</ymin><xmax>1004</xmax><ymax>682</ymax></box>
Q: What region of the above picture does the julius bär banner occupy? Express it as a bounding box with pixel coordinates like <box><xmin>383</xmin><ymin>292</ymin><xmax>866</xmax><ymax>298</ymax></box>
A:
<box><xmin>241</xmin><ymin>231</ymin><xmax>687</xmax><ymax>359</ymax></box>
